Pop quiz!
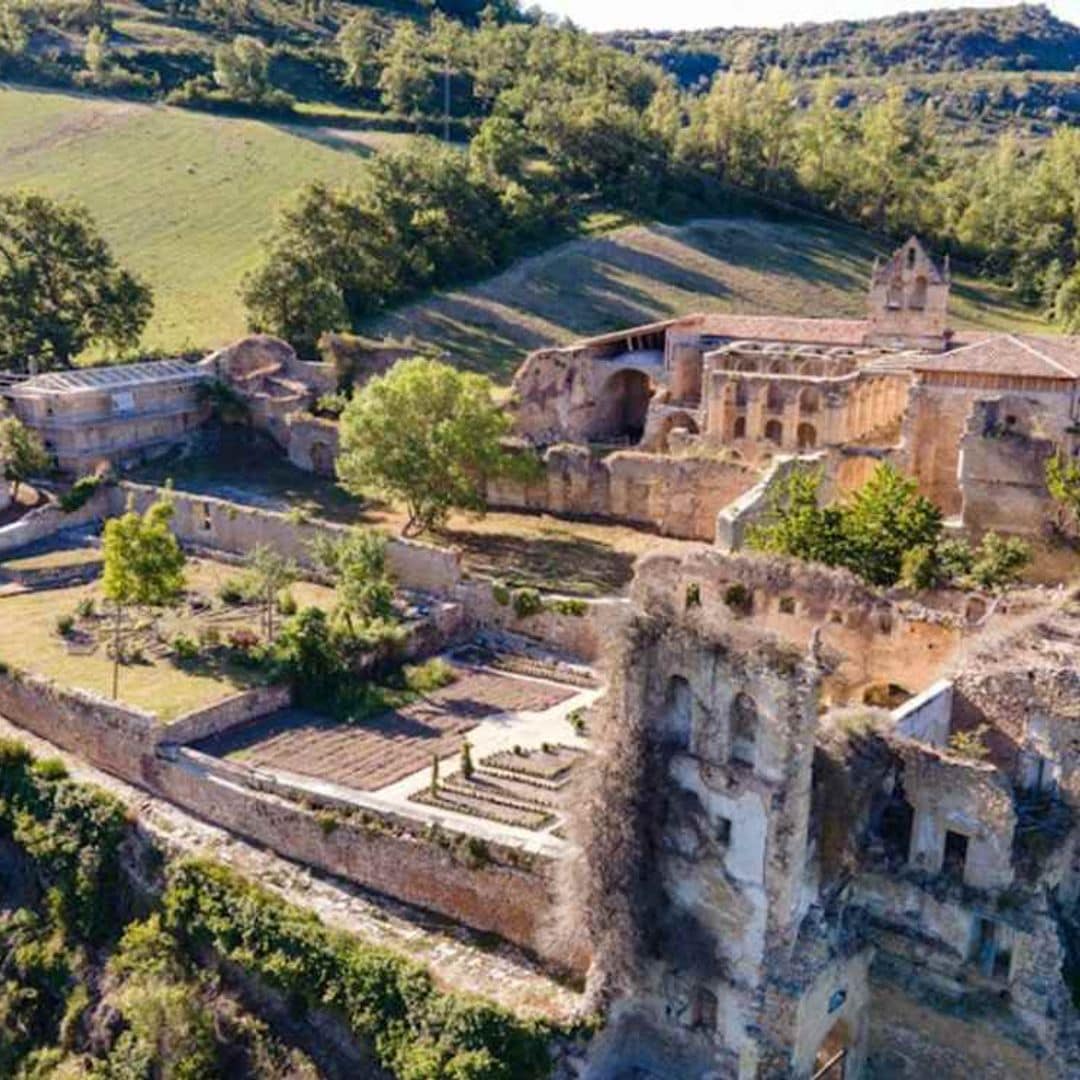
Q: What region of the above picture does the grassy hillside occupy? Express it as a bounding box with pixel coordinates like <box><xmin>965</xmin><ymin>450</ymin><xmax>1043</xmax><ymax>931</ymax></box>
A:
<box><xmin>0</xmin><ymin>86</ymin><xmax>413</xmax><ymax>351</ymax></box>
<box><xmin>358</xmin><ymin>215</ymin><xmax>1048</xmax><ymax>382</ymax></box>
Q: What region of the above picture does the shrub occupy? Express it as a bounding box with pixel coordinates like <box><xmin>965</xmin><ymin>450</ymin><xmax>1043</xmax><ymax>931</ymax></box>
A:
<box><xmin>217</xmin><ymin>578</ymin><xmax>247</xmax><ymax>605</ymax></box>
<box><xmin>567</xmin><ymin>707</ymin><xmax>587</xmax><ymax>736</ymax></box>
<box><xmin>197</xmin><ymin>625</ymin><xmax>221</xmax><ymax>649</ymax></box>
<box><xmin>226</xmin><ymin>628</ymin><xmax>260</xmax><ymax>653</ymax></box>
<box><xmin>948</xmin><ymin>724</ymin><xmax>991</xmax><ymax>761</ymax></box>
<box><xmin>460</xmin><ymin>739</ymin><xmax>474</xmax><ymax>780</ymax></box>
<box><xmin>75</xmin><ymin>597</ymin><xmax>95</xmax><ymax>618</ymax></box>
<box><xmin>55</xmin><ymin>613</ymin><xmax>75</xmax><ymax>637</ymax></box>
<box><xmin>550</xmin><ymin>597</ymin><xmax>588</xmax><ymax>617</ymax></box>
<box><xmin>171</xmin><ymin>634</ymin><xmax>200</xmax><ymax>663</ymax></box>
<box><xmin>492</xmin><ymin>581</ymin><xmax>511</xmax><ymax>606</ymax></box>
<box><xmin>403</xmin><ymin>658</ymin><xmax>456</xmax><ymax>694</ymax></box>
<box><xmin>685</xmin><ymin>582</ymin><xmax>701</xmax><ymax>609</ymax></box>
<box><xmin>967</xmin><ymin>532</ymin><xmax>1031</xmax><ymax>588</ymax></box>
<box><xmin>276</xmin><ymin>589</ymin><xmax>297</xmax><ymax>616</ymax></box>
<box><xmin>59</xmin><ymin>473</ymin><xmax>105</xmax><ymax>513</ymax></box>
<box><xmin>512</xmin><ymin>588</ymin><xmax>545</xmax><ymax>619</ymax></box>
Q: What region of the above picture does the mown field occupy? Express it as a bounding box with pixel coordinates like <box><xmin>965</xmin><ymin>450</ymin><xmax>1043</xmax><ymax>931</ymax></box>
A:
<box><xmin>0</xmin><ymin>85</ymin><xmax>410</xmax><ymax>353</ymax></box>
<box><xmin>1</xmin><ymin>84</ymin><xmax>1051</xmax><ymax>373</ymax></box>
<box><xmin>360</xmin><ymin>215</ymin><xmax>1050</xmax><ymax>381</ymax></box>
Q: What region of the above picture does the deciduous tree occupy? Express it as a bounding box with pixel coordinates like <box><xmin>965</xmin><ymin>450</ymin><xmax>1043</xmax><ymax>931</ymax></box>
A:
<box><xmin>0</xmin><ymin>415</ymin><xmax>49</xmax><ymax>499</ymax></box>
<box><xmin>0</xmin><ymin>194</ymin><xmax>152</xmax><ymax>372</ymax></box>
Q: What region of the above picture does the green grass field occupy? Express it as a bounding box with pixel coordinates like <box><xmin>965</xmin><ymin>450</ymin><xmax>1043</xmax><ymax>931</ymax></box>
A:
<box><xmin>1</xmin><ymin>85</ymin><xmax>1051</xmax><ymax>373</ymax></box>
<box><xmin>0</xmin><ymin>86</ymin><xmax>409</xmax><ymax>353</ymax></box>
<box><xmin>360</xmin><ymin>215</ymin><xmax>1050</xmax><ymax>382</ymax></box>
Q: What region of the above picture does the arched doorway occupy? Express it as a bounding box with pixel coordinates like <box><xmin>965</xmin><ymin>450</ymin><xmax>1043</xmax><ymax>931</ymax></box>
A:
<box><xmin>813</xmin><ymin>1019</ymin><xmax>850</xmax><ymax>1079</ymax></box>
<box><xmin>596</xmin><ymin>369</ymin><xmax>653</xmax><ymax>444</ymax></box>
<box><xmin>732</xmin><ymin>416</ymin><xmax>747</xmax><ymax>439</ymax></box>
<box><xmin>653</xmin><ymin>411</ymin><xmax>699</xmax><ymax>451</ymax></box>
<box><xmin>797</xmin><ymin>422</ymin><xmax>817</xmax><ymax>450</ymax></box>
<box><xmin>764</xmin><ymin>419</ymin><xmax>783</xmax><ymax>445</ymax></box>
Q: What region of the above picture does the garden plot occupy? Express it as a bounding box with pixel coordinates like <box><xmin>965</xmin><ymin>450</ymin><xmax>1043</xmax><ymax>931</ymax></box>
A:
<box><xmin>0</xmin><ymin>541</ymin><xmax>333</xmax><ymax>718</ymax></box>
<box><xmin>410</xmin><ymin>745</ymin><xmax>587</xmax><ymax>832</ymax></box>
<box><xmin>196</xmin><ymin>667</ymin><xmax>578</xmax><ymax>793</ymax></box>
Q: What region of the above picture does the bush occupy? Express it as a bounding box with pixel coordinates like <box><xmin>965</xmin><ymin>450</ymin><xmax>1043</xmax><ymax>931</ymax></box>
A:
<box><xmin>55</xmin><ymin>613</ymin><xmax>75</xmax><ymax>637</ymax></box>
<box><xmin>492</xmin><ymin>581</ymin><xmax>511</xmax><ymax>606</ymax></box>
<box><xmin>403</xmin><ymin>658</ymin><xmax>456</xmax><ymax>694</ymax></box>
<box><xmin>226</xmin><ymin>628</ymin><xmax>260</xmax><ymax>653</ymax></box>
<box><xmin>276</xmin><ymin>589</ymin><xmax>297</xmax><ymax>616</ymax></box>
<box><xmin>550</xmin><ymin>597</ymin><xmax>588</xmax><ymax>617</ymax></box>
<box><xmin>59</xmin><ymin>473</ymin><xmax>104</xmax><ymax>512</ymax></box>
<box><xmin>197</xmin><ymin>625</ymin><xmax>221</xmax><ymax>649</ymax></box>
<box><xmin>217</xmin><ymin>578</ymin><xmax>248</xmax><ymax>605</ymax></box>
<box><xmin>512</xmin><ymin>588</ymin><xmax>545</xmax><ymax>619</ymax></box>
<box><xmin>75</xmin><ymin>597</ymin><xmax>95</xmax><ymax>618</ymax></box>
<box><xmin>171</xmin><ymin>634</ymin><xmax>200</xmax><ymax>663</ymax></box>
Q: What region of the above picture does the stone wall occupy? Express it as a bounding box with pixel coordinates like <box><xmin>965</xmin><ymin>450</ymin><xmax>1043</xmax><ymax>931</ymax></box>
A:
<box><xmin>113</xmin><ymin>483</ymin><xmax>461</xmax><ymax>596</ymax></box>
<box><xmin>958</xmin><ymin>396</ymin><xmax>1060</xmax><ymax>535</ymax></box>
<box><xmin>489</xmin><ymin>445</ymin><xmax>757</xmax><ymax>542</ymax></box>
<box><xmin>286</xmin><ymin>415</ymin><xmax>339</xmax><ymax>475</ymax></box>
<box><xmin>0</xmin><ymin>489</ymin><xmax>110</xmax><ymax>556</ymax></box>
<box><xmin>0</xmin><ymin>668</ymin><xmax>578</xmax><ymax>971</ymax></box>
<box><xmin>158</xmin><ymin>685</ymin><xmax>292</xmax><ymax>747</ymax></box>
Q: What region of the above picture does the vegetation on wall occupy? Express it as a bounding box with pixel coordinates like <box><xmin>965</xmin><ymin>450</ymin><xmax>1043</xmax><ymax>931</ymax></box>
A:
<box><xmin>747</xmin><ymin>463</ymin><xmax>1031</xmax><ymax>589</ymax></box>
<box><xmin>0</xmin><ymin>738</ymin><xmax>578</xmax><ymax>1077</ymax></box>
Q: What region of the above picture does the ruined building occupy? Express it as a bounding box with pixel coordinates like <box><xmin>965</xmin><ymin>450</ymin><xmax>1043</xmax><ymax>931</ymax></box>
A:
<box><xmin>503</xmin><ymin>238</ymin><xmax>1080</xmax><ymax>543</ymax></box>
<box><xmin>574</xmin><ymin>550</ymin><xmax>1080</xmax><ymax>1079</ymax></box>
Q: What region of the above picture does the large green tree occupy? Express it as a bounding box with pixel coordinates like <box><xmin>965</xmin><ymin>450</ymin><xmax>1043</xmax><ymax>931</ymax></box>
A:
<box><xmin>0</xmin><ymin>193</ymin><xmax>152</xmax><ymax>372</ymax></box>
<box><xmin>0</xmin><ymin>415</ymin><xmax>50</xmax><ymax>499</ymax></box>
<box><xmin>102</xmin><ymin>495</ymin><xmax>186</xmax><ymax>698</ymax></box>
<box><xmin>336</xmin><ymin>357</ymin><xmax>521</xmax><ymax>536</ymax></box>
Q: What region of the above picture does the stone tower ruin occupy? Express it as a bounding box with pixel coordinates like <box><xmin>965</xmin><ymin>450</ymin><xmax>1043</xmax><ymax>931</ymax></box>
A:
<box><xmin>864</xmin><ymin>236</ymin><xmax>951</xmax><ymax>352</ymax></box>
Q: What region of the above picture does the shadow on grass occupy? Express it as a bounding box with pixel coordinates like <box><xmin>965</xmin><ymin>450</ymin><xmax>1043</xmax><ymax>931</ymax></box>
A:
<box><xmin>432</xmin><ymin>523</ymin><xmax>636</xmax><ymax>597</ymax></box>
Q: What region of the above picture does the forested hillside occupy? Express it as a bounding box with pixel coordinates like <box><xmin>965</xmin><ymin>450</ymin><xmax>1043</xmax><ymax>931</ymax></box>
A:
<box><xmin>605</xmin><ymin>4</ymin><xmax>1080</xmax><ymax>83</ymax></box>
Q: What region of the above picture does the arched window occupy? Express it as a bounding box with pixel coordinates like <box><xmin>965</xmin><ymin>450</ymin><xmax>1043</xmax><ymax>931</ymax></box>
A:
<box><xmin>730</xmin><ymin>692</ymin><xmax>758</xmax><ymax>767</ymax></box>
<box><xmin>766</xmin><ymin>382</ymin><xmax>784</xmax><ymax>413</ymax></box>
<box><xmin>662</xmin><ymin>676</ymin><xmax>693</xmax><ymax>751</ymax></box>
<box><xmin>886</xmin><ymin>280</ymin><xmax>904</xmax><ymax>309</ymax></box>
<box><xmin>734</xmin><ymin>379</ymin><xmax>748</xmax><ymax>406</ymax></box>
<box><xmin>764</xmin><ymin>419</ymin><xmax>783</xmax><ymax>445</ymax></box>
<box><xmin>733</xmin><ymin>416</ymin><xmax>747</xmax><ymax>439</ymax></box>
<box><xmin>797</xmin><ymin>422</ymin><xmax>817</xmax><ymax>449</ymax></box>
<box><xmin>799</xmin><ymin>386</ymin><xmax>820</xmax><ymax>414</ymax></box>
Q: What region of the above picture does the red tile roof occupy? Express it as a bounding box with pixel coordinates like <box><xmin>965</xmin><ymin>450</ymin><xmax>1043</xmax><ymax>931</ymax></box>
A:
<box><xmin>698</xmin><ymin>314</ymin><xmax>871</xmax><ymax>346</ymax></box>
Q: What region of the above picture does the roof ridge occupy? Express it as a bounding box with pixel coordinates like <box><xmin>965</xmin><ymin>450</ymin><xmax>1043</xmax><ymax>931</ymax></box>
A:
<box><xmin>1012</xmin><ymin>334</ymin><xmax>1077</xmax><ymax>378</ymax></box>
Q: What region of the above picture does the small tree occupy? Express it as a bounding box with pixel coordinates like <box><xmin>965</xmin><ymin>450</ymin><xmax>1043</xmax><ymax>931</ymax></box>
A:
<box><xmin>337</xmin><ymin>10</ymin><xmax>380</xmax><ymax>91</ymax></box>
<box><xmin>460</xmin><ymin>739</ymin><xmax>474</xmax><ymax>780</ymax></box>
<box><xmin>245</xmin><ymin>543</ymin><xmax>297</xmax><ymax>643</ymax></box>
<box><xmin>430</xmin><ymin>753</ymin><xmax>440</xmax><ymax>795</ymax></box>
<box><xmin>1046</xmin><ymin>451</ymin><xmax>1080</xmax><ymax>536</ymax></box>
<box><xmin>213</xmin><ymin>35</ymin><xmax>272</xmax><ymax>104</ymax></box>
<box><xmin>311</xmin><ymin>528</ymin><xmax>395</xmax><ymax>636</ymax></box>
<box><xmin>337</xmin><ymin>358</ymin><xmax>523</xmax><ymax>536</ymax></box>
<box><xmin>101</xmin><ymin>496</ymin><xmax>186</xmax><ymax>699</ymax></box>
<box><xmin>0</xmin><ymin>416</ymin><xmax>50</xmax><ymax>500</ymax></box>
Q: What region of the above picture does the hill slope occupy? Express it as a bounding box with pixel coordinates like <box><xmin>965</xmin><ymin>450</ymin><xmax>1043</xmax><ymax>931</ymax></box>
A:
<box><xmin>606</xmin><ymin>4</ymin><xmax>1080</xmax><ymax>84</ymax></box>
<box><xmin>0</xmin><ymin>86</ymin><xmax>410</xmax><ymax>351</ymax></box>
<box><xmin>358</xmin><ymin>215</ymin><xmax>1046</xmax><ymax>382</ymax></box>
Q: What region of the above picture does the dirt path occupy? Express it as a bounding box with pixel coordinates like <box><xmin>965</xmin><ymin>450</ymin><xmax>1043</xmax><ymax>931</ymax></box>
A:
<box><xmin>0</xmin><ymin>714</ymin><xmax>584</xmax><ymax>1021</ymax></box>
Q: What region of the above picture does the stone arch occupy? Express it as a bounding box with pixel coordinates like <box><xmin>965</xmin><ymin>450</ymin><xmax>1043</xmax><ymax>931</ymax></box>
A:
<box><xmin>764</xmin><ymin>419</ymin><xmax>783</xmax><ymax>445</ymax></box>
<box><xmin>765</xmin><ymin>382</ymin><xmax>784</xmax><ymax>413</ymax></box>
<box><xmin>652</xmin><ymin>411</ymin><xmax>700</xmax><ymax>452</ymax></box>
<box><xmin>799</xmin><ymin>386</ymin><xmax>821</xmax><ymax>414</ymax></box>
<box><xmin>730</xmin><ymin>692</ymin><xmax>758</xmax><ymax>767</ymax></box>
<box><xmin>593</xmin><ymin>368</ymin><xmax>653</xmax><ymax>444</ymax></box>
<box><xmin>797</xmin><ymin>422</ymin><xmax>817</xmax><ymax>450</ymax></box>
<box><xmin>661</xmin><ymin>675</ymin><xmax>693</xmax><ymax>751</ymax></box>
<box><xmin>734</xmin><ymin>379</ymin><xmax>749</xmax><ymax>406</ymax></box>
<box><xmin>733</xmin><ymin>416</ymin><xmax>747</xmax><ymax>439</ymax></box>
<box><xmin>813</xmin><ymin>1018</ymin><xmax>852</xmax><ymax>1079</ymax></box>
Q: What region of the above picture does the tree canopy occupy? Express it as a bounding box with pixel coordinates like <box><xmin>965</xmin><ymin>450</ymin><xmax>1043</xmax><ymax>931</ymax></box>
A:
<box><xmin>0</xmin><ymin>415</ymin><xmax>50</xmax><ymax>498</ymax></box>
<box><xmin>336</xmin><ymin>357</ymin><xmax>523</xmax><ymax>535</ymax></box>
<box><xmin>0</xmin><ymin>193</ymin><xmax>153</xmax><ymax>372</ymax></box>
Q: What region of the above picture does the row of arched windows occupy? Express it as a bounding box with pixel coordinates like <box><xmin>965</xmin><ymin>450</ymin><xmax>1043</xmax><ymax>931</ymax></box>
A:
<box><xmin>661</xmin><ymin>676</ymin><xmax>759</xmax><ymax>768</ymax></box>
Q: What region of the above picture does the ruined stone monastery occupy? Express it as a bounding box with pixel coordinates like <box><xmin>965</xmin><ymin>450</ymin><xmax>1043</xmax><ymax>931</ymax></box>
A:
<box><xmin>2</xmin><ymin>240</ymin><xmax>1080</xmax><ymax>1079</ymax></box>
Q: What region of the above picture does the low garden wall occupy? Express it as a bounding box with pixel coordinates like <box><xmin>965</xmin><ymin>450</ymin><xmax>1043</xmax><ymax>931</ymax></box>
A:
<box><xmin>158</xmin><ymin>685</ymin><xmax>293</xmax><ymax>747</ymax></box>
<box><xmin>113</xmin><ymin>483</ymin><xmax>462</xmax><ymax>595</ymax></box>
<box><xmin>0</xmin><ymin>667</ymin><xmax>579</xmax><ymax>971</ymax></box>
<box><xmin>0</xmin><ymin>489</ymin><xmax>110</xmax><ymax>556</ymax></box>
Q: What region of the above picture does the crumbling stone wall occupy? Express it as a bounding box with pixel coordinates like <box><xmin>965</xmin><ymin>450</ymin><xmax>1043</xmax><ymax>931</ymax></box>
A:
<box><xmin>488</xmin><ymin>444</ymin><xmax>759</xmax><ymax>541</ymax></box>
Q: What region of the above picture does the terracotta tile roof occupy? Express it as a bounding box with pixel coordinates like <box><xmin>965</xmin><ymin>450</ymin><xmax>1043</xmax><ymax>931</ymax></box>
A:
<box><xmin>911</xmin><ymin>334</ymin><xmax>1080</xmax><ymax>381</ymax></box>
<box><xmin>697</xmin><ymin>314</ymin><xmax>870</xmax><ymax>346</ymax></box>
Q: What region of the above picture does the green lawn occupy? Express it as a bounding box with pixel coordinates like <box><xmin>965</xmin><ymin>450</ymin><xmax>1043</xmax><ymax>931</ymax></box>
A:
<box><xmin>0</xmin><ymin>86</ymin><xmax>400</xmax><ymax>354</ymax></box>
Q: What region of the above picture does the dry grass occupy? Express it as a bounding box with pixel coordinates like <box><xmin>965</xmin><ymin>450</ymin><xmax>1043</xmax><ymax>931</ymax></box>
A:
<box><xmin>0</xmin><ymin>550</ymin><xmax>334</xmax><ymax>719</ymax></box>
